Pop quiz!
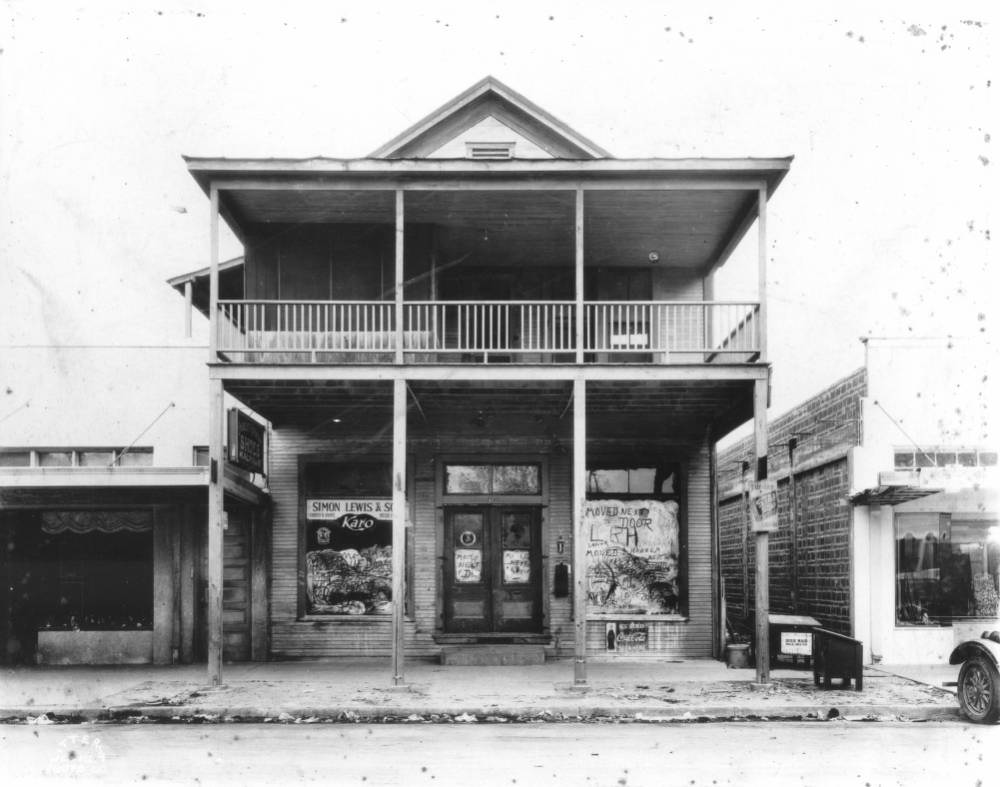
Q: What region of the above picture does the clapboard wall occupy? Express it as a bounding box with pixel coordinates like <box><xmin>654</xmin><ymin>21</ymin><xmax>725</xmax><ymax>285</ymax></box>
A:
<box><xmin>266</xmin><ymin>423</ymin><xmax>714</xmax><ymax>660</ymax></box>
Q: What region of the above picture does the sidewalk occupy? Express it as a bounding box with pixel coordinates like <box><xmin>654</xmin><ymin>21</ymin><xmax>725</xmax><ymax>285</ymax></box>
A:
<box><xmin>0</xmin><ymin>658</ymin><xmax>960</xmax><ymax>724</ymax></box>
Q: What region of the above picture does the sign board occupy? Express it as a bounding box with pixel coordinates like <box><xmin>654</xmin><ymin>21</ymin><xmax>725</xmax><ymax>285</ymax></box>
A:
<box><xmin>304</xmin><ymin>498</ymin><xmax>394</xmax><ymax>616</ymax></box>
<box><xmin>455</xmin><ymin>549</ymin><xmax>482</xmax><ymax>583</ymax></box>
<box><xmin>748</xmin><ymin>479</ymin><xmax>779</xmax><ymax>532</ymax></box>
<box><xmin>605</xmin><ymin>621</ymin><xmax>649</xmax><ymax>652</ymax></box>
<box><xmin>780</xmin><ymin>631</ymin><xmax>813</xmax><ymax>656</ymax></box>
<box><xmin>503</xmin><ymin>549</ymin><xmax>531</xmax><ymax>584</ymax></box>
<box><xmin>227</xmin><ymin>409</ymin><xmax>265</xmax><ymax>474</ymax></box>
<box><xmin>585</xmin><ymin>499</ymin><xmax>681</xmax><ymax>615</ymax></box>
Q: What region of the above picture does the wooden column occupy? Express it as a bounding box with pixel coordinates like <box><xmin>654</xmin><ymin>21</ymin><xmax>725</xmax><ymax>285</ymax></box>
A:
<box><xmin>572</xmin><ymin>376</ymin><xmax>587</xmax><ymax>685</ymax></box>
<box><xmin>391</xmin><ymin>378</ymin><xmax>407</xmax><ymax>685</ymax></box>
<box><xmin>207</xmin><ymin>377</ymin><xmax>225</xmax><ymax>685</ymax></box>
<box><xmin>184</xmin><ymin>281</ymin><xmax>193</xmax><ymax>339</ymax></box>
<box><xmin>574</xmin><ymin>187</ymin><xmax>584</xmax><ymax>364</ymax></box>
<box><xmin>757</xmin><ymin>184</ymin><xmax>768</xmax><ymax>362</ymax></box>
<box><xmin>208</xmin><ymin>185</ymin><xmax>219</xmax><ymax>361</ymax></box>
<box><xmin>152</xmin><ymin>507</ymin><xmax>174</xmax><ymax>665</ymax></box>
<box><xmin>753</xmin><ymin>376</ymin><xmax>770</xmax><ymax>684</ymax></box>
<box><xmin>250</xmin><ymin>507</ymin><xmax>270</xmax><ymax>661</ymax></box>
<box><xmin>179</xmin><ymin>506</ymin><xmax>195</xmax><ymax>663</ymax></box>
<box><xmin>394</xmin><ymin>190</ymin><xmax>405</xmax><ymax>364</ymax></box>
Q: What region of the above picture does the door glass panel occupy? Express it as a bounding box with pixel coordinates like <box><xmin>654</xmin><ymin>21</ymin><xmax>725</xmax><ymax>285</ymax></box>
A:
<box><xmin>501</xmin><ymin>512</ymin><xmax>532</xmax><ymax>547</ymax></box>
<box><xmin>452</xmin><ymin>513</ymin><xmax>484</xmax><ymax>584</ymax></box>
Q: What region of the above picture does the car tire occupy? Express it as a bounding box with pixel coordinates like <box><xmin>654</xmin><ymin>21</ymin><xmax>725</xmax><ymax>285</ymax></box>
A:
<box><xmin>957</xmin><ymin>655</ymin><xmax>1000</xmax><ymax>724</ymax></box>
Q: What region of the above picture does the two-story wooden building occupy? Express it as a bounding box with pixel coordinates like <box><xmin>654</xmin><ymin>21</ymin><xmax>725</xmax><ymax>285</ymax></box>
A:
<box><xmin>173</xmin><ymin>77</ymin><xmax>791</xmax><ymax>683</ymax></box>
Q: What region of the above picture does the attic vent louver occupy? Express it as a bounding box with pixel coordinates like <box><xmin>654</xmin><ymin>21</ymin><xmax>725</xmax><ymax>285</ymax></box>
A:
<box><xmin>466</xmin><ymin>141</ymin><xmax>515</xmax><ymax>160</ymax></box>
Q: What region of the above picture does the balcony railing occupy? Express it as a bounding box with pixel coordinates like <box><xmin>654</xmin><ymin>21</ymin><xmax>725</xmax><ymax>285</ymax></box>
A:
<box><xmin>216</xmin><ymin>300</ymin><xmax>760</xmax><ymax>364</ymax></box>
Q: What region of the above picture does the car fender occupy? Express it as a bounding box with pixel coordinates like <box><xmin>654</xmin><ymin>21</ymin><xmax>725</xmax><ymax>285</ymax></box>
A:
<box><xmin>949</xmin><ymin>635</ymin><xmax>1000</xmax><ymax>669</ymax></box>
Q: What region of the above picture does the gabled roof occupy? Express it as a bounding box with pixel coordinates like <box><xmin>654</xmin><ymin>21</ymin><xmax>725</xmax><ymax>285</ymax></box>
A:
<box><xmin>369</xmin><ymin>75</ymin><xmax>611</xmax><ymax>160</ymax></box>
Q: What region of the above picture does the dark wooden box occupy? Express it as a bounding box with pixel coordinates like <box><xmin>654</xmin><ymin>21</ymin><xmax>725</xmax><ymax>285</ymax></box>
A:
<box><xmin>812</xmin><ymin>627</ymin><xmax>863</xmax><ymax>691</ymax></box>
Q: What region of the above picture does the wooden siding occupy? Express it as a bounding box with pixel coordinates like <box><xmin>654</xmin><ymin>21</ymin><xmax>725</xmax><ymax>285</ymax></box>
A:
<box><xmin>267</xmin><ymin>423</ymin><xmax>715</xmax><ymax>660</ymax></box>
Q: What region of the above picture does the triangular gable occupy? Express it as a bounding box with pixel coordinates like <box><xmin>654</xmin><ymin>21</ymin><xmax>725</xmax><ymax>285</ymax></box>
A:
<box><xmin>370</xmin><ymin>76</ymin><xmax>611</xmax><ymax>160</ymax></box>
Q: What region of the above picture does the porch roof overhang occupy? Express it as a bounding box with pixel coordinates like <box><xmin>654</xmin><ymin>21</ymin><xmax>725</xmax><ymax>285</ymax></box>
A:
<box><xmin>179</xmin><ymin>156</ymin><xmax>790</xmax><ymax>279</ymax></box>
<box><xmin>213</xmin><ymin>371</ymin><xmax>761</xmax><ymax>442</ymax></box>
<box><xmin>0</xmin><ymin>466</ymin><xmax>268</xmax><ymax>507</ymax></box>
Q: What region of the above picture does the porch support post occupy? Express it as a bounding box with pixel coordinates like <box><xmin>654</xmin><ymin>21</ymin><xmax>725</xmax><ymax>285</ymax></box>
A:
<box><xmin>753</xmin><ymin>376</ymin><xmax>770</xmax><ymax>684</ymax></box>
<box><xmin>207</xmin><ymin>376</ymin><xmax>225</xmax><ymax>685</ymax></box>
<box><xmin>757</xmin><ymin>185</ymin><xmax>768</xmax><ymax>362</ymax></box>
<box><xmin>184</xmin><ymin>281</ymin><xmax>193</xmax><ymax>339</ymax></box>
<box><xmin>208</xmin><ymin>184</ymin><xmax>219</xmax><ymax>362</ymax></box>
<box><xmin>574</xmin><ymin>187</ymin><xmax>584</xmax><ymax>364</ymax></box>
<box><xmin>572</xmin><ymin>376</ymin><xmax>588</xmax><ymax>685</ymax></box>
<box><xmin>391</xmin><ymin>377</ymin><xmax>407</xmax><ymax>685</ymax></box>
<box><xmin>395</xmin><ymin>189</ymin><xmax>405</xmax><ymax>364</ymax></box>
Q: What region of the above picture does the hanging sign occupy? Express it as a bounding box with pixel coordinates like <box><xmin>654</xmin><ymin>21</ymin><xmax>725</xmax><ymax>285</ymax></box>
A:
<box><xmin>749</xmin><ymin>480</ymin><xmax>779</xmax><ymax>532</ymax></box>
<box><xmin>227</xmin><ymin>409</ymin><xmax>265</xmax><ymax>474</ymax></box>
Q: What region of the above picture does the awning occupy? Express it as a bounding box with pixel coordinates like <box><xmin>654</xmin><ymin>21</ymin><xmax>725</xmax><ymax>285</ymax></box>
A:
<box><xmin>850</xmin><ymin>485</ymin><xmax>942</xmax><ymax>506</ymax></box>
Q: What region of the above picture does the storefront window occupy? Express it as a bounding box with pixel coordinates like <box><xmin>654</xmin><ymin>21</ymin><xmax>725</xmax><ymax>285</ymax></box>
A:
<box><xmin>584</xmin><ymin>463</ymin><xmax>684</xmax><ymax>616</ymax></box>
<box><xmin>895</xmin><ymin>513</ymin><xmax>1000</xmax><ymax>624</ymax></box>
<box><xmin>303</xmin><ymin>461</ymin><xmax>393</xmax><ymax>616</ymax></box>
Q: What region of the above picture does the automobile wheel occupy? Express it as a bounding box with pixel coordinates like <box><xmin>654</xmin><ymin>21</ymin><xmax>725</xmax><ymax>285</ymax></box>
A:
<box><xmin>957</xmin><ymin>655</ymin><xmax>1000</xmax><ymax>724</ymax></box>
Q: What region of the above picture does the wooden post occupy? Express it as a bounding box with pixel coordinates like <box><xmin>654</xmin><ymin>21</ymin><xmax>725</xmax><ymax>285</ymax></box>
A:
<box><xmin>572</xmin><ymin>376</ymin><xmax>587</xmax><ymax>685</ymax></box>
<box><xmin>395</xmin><ymin>190</ymin><xmax>405</xmax><ymax>364</ymax></box>
<box><xmin>391</xmin><ymin>378</ymin><xmax>407</xmax><ymax>685</ymax></box>
<box><xmin>757</xmin><ymin>184</ymin><xmax>768</xmax><ymax>362</ymax></box>
<box><xmin>753</xmin><ymin>376</ymin><xmax>770</xmax><ymax>684</ymax></box>
<box><xmin>207</xmin><ymin>377</ymin><xmax>225</xmax><ymax>685</ymax></box>
<box><xmin>574</xmin><ymin>187</ymin><xmax>584</xmax><ymax>364</ymax></box>
<box><xmin>208</xmin><ymin>185</ymin><xmax>219</xmax><ymax>362</ymax></box>
<box><xmin>184</xmin><ymin>281</ymin><xmax>193</xmax><ymax>339</ymax></box>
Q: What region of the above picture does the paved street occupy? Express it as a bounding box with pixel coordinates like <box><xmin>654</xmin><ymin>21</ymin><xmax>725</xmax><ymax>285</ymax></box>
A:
<box><xmin>2</xmin><ymin>721</ymin><xmax>996</xmax><ymax>786</ymax></box>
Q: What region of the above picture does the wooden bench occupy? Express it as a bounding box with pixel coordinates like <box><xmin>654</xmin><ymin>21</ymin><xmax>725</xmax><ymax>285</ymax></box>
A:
<box><xmin>812</xmin><ymin>628</ymin><xmax>863</xmax><ymax>691</ymax></box>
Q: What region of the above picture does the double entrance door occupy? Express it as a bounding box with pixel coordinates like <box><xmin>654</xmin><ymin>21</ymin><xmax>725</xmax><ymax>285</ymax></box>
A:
<box><xmin>443</xmin><ymin>507</ymin><xmax>542</xmax><ymax>634</ymax></box>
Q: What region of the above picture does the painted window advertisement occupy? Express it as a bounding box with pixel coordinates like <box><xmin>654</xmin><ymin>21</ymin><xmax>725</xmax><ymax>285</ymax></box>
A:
<box><xmin>305</xmin><ymin>499</ymin><xmax>393</xmax><ymax>615</ymax></box>
<box><xmin>585</xmin><ymin>499</ymin><xmax>681</xmax><ymax>615</ymax></box>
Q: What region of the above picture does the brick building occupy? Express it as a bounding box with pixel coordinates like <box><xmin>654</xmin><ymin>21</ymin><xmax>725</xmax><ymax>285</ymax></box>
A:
<box><xmin>717</xmin><ymin>338</ymin><xmax>998</xmax><ymax>665</ymax></box>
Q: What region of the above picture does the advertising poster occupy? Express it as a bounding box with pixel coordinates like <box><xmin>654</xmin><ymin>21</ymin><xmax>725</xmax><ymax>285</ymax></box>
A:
<box><xmin>304</xmin><ymin>499</ymin><xmax>393</xmax><ymax>615</ymax></box>
<box><xmin>585</xmin><ymin>499</ymin><xmax>681</xmax><ymax>615</ymax></box>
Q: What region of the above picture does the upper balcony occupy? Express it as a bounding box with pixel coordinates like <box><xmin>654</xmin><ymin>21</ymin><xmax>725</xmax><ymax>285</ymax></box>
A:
<box><xmin>174</xmin><ymin>159</ymin><xmax>789</xmax><ymax>372</ymax></box>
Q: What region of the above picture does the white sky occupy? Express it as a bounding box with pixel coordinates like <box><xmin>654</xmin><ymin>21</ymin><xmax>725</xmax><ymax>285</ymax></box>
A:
<box><xmin>1</xmin><ymin>0</ymin><xmax>996</xmax><ymax>421</ymax></box>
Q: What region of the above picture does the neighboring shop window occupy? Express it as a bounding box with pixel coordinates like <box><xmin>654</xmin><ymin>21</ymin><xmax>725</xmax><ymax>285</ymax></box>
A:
<box><xmin>895</xmin><ymin>513</ymin><xmax>1000</xmax><ymax>624</ymax></box>
<box><xmin>302</xmin><ymin>461</ymin><xmax>394</xmax><ymax>616</ymax></box>
<box><xmin>584</xmin><ymin>463</ymin><xmax>683</xmax><ymax>617</ymax></box>
<box><xmin>0</xmin><ymin>448</ymin><xmax>153</xmax><ymax>467</ymax></box>
<box><xmin>6</xmin><ymin>510</ymin><xmax>153</xmax><ymax>633</ymax></box>
<box><xmin>444</xmin><ymin>464</ymin><xmax>541</xmax><ymax>495</ymax></box>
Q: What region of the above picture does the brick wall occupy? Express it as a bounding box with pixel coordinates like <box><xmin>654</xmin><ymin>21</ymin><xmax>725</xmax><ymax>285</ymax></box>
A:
<box><xmin>717</xmin><ymin>368</ymin><xmax>866</xmax><ymax>635</ymax></box>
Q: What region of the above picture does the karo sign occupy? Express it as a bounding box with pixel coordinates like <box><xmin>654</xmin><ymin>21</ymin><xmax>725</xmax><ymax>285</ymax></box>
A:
<box><xmin>748</xmin><ymin>479</ymin><xmax>779</xmax><ymax>532</ymax></box>
<box><xmin>227</xmin><ymin>409</ymin><xmax>265</xmax><ymax>474</ymax></box>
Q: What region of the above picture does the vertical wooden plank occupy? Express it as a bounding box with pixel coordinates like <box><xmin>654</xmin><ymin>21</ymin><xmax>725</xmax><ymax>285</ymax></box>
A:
<box><xmin>152</xmin><ymin>507</ymin><xmax>174</xmax><ymax>665</ymax></box>
<box><xmin>574</xmin><ymin>187</ymin><xmax>584</xmax><ymax>363</ymax></box>
<box><xmin>395</xmin><ymin>190</ymin><xmax>405</xmax><ymax>364</ymax></box>
<box><xmin>207</xmin><ymin>378</ymin><xmax>225</xmax><ymax>685</ymax></box>
<box><xmin>171</xmin><ymin>506</ymin><xmax>182</xmax><ymax>662</ymax></box>
<box><xmin>757</xmin><ymin>184</ymin><xmax>768</xmax><ymax>362</ymax></box>
<box><xmin>572</xmin><ymin>376</ymin><xmax>587</xmax><ymax>684</ymax></box>
<box><xmin>753</xmin><ymin>376</ymin><xmax>770</xmax><ymax>684</ymax></box>
<box><xmin>391</xmin><ymin>378</ymin><xmax>407</xmax><ymax>685</ymax></box>
<box><xmin>208</xmin><ymin>185</ymin><xmax>219</xmax><ymax>361</ymax></box>
<box><xmin>708</xmin><ymin>427</ymin><xmax>721</xmax><ymax>658</ymax></box>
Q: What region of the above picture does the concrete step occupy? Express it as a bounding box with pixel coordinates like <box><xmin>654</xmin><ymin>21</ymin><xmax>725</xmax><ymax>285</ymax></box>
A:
<box><xmin>439</xmin><ymin>645</ymin><xmax>546</xmax><ymax>666</ymax></box>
